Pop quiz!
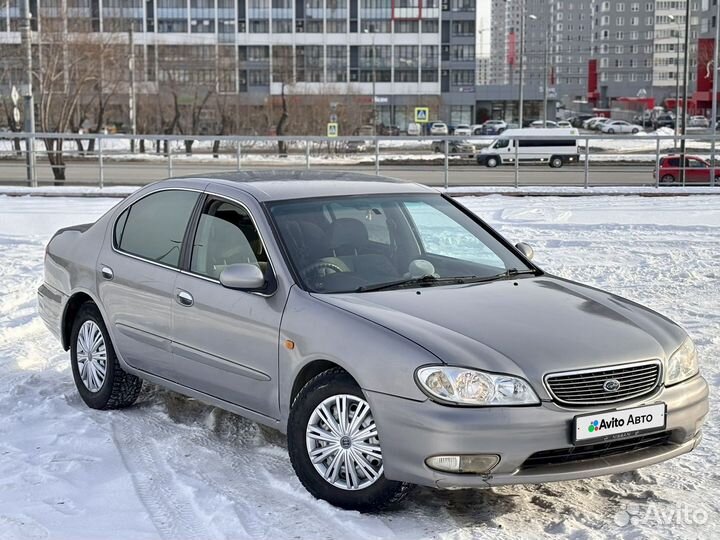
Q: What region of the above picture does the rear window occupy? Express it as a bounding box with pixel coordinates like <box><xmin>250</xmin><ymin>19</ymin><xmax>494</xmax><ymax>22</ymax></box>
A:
<box><xmin>115</xmin><ymin>190</ymin><xmax>199</xmax><ymax>268</ymax></box>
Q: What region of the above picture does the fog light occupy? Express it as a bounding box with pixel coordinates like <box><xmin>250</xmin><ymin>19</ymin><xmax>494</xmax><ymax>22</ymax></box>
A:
<box><xmin>425</xmin><ymin>454</ymin><xmax>500</xmax><ymax>474</ymax></box>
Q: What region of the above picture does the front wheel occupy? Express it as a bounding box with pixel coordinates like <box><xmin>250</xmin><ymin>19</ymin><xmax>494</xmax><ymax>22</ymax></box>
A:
<box><xmin>486</xmin><ymin>156</ymin><xmax>500</xmax><ymax>168</ymax></box>
<box><xmin>661</xmin><ymin>174</ymin><xmax>676</xmax><ymax>184</ymax></box>
<box><xmin>287</xmin><ymin>369</ymin><xmax>411</xmax><ymax>511</ymax></box>
<box><xmin>607</xmin><ymin>128</ymin><xmax>615</xmax><ymax>134</ymax></box>
<box><xmin>632</xmin><ymin>128</ymin><xmax>639</xmax><ymax>134</ymax></box>
<box><xmin>70</xmin><ymin>303</ymin><xmax>142</xmax><ymax>410</ymax></box>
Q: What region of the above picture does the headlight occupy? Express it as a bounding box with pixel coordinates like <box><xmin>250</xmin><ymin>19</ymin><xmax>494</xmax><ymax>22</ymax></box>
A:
<box><xmin>665</xmin><ymin>338</ymin><xmax>699</xmax><ymax>386</ymax></box>
<box><xmin>415</xmin><ymin>366</ymin><xmax>540</xmax><ymax>406</ymax></box>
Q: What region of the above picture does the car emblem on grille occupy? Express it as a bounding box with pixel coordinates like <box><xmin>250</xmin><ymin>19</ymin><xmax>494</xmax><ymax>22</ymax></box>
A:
<box><xmin>603</xmin><ymin>378</ymin><xmax>622</xmax><ymax>392</ymax></box>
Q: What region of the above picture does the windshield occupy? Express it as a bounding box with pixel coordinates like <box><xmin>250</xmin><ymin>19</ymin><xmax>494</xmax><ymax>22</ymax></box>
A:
<box><xmin>268</xmin><ymin>194</ymin><xmax>534</xmax><ymax>293</ymax></box>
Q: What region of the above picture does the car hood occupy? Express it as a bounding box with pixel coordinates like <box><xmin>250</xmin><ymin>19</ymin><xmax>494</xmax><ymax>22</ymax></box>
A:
<box><xmin>314</xmin><ymin>276</ymin><xmax>685</xmax><ymax>400</ymax></box>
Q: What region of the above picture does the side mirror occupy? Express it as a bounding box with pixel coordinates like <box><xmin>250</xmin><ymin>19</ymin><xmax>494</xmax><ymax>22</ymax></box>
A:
<box><xmin>219</xmin><ymin>263</ymin><xmax>266</xmax><ymax>290</ymax></box>
<box><xmin>515</xmin><ymin>242</ymin><xmax>534</xmax><ymax>261</ymax></box>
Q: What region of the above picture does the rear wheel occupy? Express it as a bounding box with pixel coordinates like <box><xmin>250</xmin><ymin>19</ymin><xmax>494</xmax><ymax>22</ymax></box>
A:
<box><xmin>486</xmin><ymin>156</ymin><xmax>500</xmax><ymax>168</ymax></box>
<box><xmin>550</xmin><ymin>156</ymin><xmax>564</xmax><ymax>168</ymax></box>
<box><xmin>287</xmin><ymin>369</ymin><xmax>411</xmax><ymax>511</ymax></box>
<box><xmin>70</xmin><ymin>303</ymin><xmax>142</xmax><ymax>410</ymax></box>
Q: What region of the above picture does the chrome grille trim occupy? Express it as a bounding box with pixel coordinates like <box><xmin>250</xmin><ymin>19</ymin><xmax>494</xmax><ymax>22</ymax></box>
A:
<box><xmin>544</xmin><ymin>360</ymin><xmax>663</xmax><ymax>406</ymax></box>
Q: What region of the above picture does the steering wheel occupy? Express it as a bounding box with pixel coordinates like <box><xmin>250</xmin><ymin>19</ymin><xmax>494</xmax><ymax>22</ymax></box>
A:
<box><xmin>302</xmin><ymin>261</ymin><xmax>346</xmax><ymax>281</ymax></box>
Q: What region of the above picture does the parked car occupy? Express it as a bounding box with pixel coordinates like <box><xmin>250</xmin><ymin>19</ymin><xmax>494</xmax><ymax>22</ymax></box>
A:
<box><xmin>452</xmin><ymin>124</ymin><xmax>472</xmax><ymax>136</ymax></box>
<box><xmin>530</xmin><ymin>120</ymin><xmax>559</xmax><ymax>128</ymax></box>
<box><xmin>557</xmin><ymin>121</ymin><xmax>573</xmax><ymax>128</ymax></box>
<box><xmin>600</xmin><ymin>120</ymin><xmax>643</xmax><ymax>134</ymax></box>
<box><xmin>688</xmin><ymin>116</ymin><xmax>710</xmax><ymax>128</ymax></box>
<box><xmin>39</xmin><ymin>171</ymin><xmax>708</xmax><ymax>511</ymax></box>
<box><xmin>431</xmin><ymin>139</ymin><xmax>475</xmax><ymax>157</ymax></box>
<box><xmin>429</xmin><ymin>122</ymin><xmax>449</xmax><ymax>136</ymax></box>
<box><xmin>655</xmin><ymin>154</ymin><xmax>720</xmax><ymax>184</ymax></box>
<box><xmin>476</xmin><ymin>128</ymin><xmax>580</xmax><ymax>168</ymax></box>
<box><xmin>572</xmin><ymin>114</ymin><xmax>595</xmax><ymax>128</ymax></box>
<box><xmin>589</xmin><ymin>118</ymin><xmax>611</xmax><ymax>131</ymax></box>
<box><xmin>475</xmin><ymin>120</ymin><xmax>507</xmax><ymax>136</ymax></box>
<box><xmin>582</xmin><ymin>116</ymin><xmax>608</xmax><ymax>130</ymax></box>
<box><xmin>380</xmin><ymin>125</ymin><xmax>400</xmax><ymax>136</ymax></box>
<box><xmin>654</xmin><ymin>113</ymin><xmax>675</xmax><ymax>130</ymax></box>
<box><xmin>406</xmin><ymin>122</ymin><xmax>421</xmax><ymax>136</ymax></box>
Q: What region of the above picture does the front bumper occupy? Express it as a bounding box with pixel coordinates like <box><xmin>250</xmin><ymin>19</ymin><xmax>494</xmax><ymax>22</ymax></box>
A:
<box><xmin>366</xmin><ymin>374</ymin><xmax>708</xmax><ymax>489</ymax></box>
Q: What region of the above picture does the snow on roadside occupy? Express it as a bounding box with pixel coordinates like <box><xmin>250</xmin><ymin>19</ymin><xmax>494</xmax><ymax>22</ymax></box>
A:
<box><xmin>0</xmin><ymin>195</ymin><xmax>717</xmax><ymax>539</ymax></box>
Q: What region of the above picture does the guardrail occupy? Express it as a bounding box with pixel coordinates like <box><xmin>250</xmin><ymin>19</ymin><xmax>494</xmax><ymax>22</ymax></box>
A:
<box><xmin>0</xmin><ymin>131</ymin><xmax>718</xmax><ymax>189</ymax></box>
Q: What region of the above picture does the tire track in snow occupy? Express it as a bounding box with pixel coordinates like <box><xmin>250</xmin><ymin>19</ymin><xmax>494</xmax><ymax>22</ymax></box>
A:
<box><xmin>111</xmin><ymin>415</ymin><xmax>220</xmax><ymax>540</ymax></box>
<box><xmin>112</xmin><ymin>403</ymin><xmax>394</xmax><ymax>540</ymax></box>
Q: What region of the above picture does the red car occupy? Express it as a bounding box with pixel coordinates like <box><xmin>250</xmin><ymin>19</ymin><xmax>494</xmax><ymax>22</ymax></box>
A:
<box><xmin>655</xmin><ymin>155</ymin><xmax>720</xmax><ymax>184</ymax></box>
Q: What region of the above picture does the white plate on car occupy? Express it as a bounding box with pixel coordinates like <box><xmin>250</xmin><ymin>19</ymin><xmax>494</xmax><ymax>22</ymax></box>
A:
<box><xmin>574</xmin><ymin>403</ymin><xmax>666</xmax><ymax>444</ymax></box>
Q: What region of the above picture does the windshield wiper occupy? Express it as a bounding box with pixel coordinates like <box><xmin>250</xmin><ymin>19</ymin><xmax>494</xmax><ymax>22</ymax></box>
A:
<box><xmin>493</xmin><ymin>267</ymin><xmax>537</xmax><ymax>279</ymax></box>
<box><xmin>356</xmin><ymin>268</ymin><xmax>537</xmax><ymax>293</ymax></box>
<box><xmin>356</xmin><ymin>275</ymin><xmax>474</xmax><ymax>293</ymax></box>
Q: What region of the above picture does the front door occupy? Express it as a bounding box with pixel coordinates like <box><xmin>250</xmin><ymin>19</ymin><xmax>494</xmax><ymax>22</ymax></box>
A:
<box><xmin>171</xmin><ymin>195</ymin><xmax>284</xmax><ymax>418</ymax></box>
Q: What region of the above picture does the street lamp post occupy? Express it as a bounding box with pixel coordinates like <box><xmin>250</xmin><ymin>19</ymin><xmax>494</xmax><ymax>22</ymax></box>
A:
<box><xmin>711</xmin><ymin>0</ymin><xmax>720</xmax><ymax>185</ymax></box>
<box><xmin>364</xmin><ymin>26</ymin><xmax>377</xmax><ymax>134</ymax></box>
<box><xmin>679</xmin><ymin>0</ymin><xmax>692</xmax><ymax>185</ymax></box>
<box><xmin>518</xmin><ymin>4</ymin><xmax>529</xmax><ymax>127</ymax></box>
<box><xmin>20</xmin><ymin>0</ymin><xmax>35</xmax><ymax>186</ymax></box>
<box><xmin>669</xmin><ymin>15</ymin><xmax>681</xmax><ymax>149</ymax></box>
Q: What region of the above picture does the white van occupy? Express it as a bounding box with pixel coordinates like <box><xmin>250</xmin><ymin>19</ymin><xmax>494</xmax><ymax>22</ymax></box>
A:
<box><xmin>477</xmin><ymin>128</ymin><xmax>580</xmax><ymax>168</ymax></box>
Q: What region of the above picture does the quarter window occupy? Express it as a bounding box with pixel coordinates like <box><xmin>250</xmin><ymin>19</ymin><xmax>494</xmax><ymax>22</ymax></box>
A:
<box><xmin>190</xmin><ymin>199</ymin><xmax>268</xmax><ymax>280</ymax></box>
<box><xmin>115</xmin><ymin>190</ymin><xmax>199</xmax><ymax>267</ymax></box>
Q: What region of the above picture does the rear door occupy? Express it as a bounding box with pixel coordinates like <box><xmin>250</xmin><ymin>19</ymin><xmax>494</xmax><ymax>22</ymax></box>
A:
<box><xmin>687</xmin><ymin>158</ymin><xmax>710</xmax><ymax>183</ymax></box>
<box><xmin>97</xmin><ymin>189</ymin><xmax>201</xmax><ymax>378</ymax></box>
<box><xmin>170</xmin><ymin>193</ymin><xmax>287</xmax><ymax>418</ymax></box>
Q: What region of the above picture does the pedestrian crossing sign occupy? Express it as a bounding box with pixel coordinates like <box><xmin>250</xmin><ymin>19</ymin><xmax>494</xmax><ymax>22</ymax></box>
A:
<box><xmin>415</xmin><ymin>107</ymin><xmax>429</xmax><ymax>123</ymax></box>
<box><xmin>327</xmin><ymin>122</ymin><xmax>338</xmax><ymax>137</ymax></box>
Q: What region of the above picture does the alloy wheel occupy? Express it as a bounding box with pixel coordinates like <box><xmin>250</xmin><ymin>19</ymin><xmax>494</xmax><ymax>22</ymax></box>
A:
<box><xmin>305</xmin><ymin>394</ymin><xmax>383</xmax><ymax>491</ymax></box>
<box><xmin>76</xmin><ymin>320</ymin><xmax>108</xmax><ymax>392</ymax></box>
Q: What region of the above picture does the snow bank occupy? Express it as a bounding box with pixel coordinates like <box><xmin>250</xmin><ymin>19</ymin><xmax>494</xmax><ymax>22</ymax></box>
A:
<box><xmin>0</xmin><ymin>195</ymin><xmax>717</xmax><ymax>539</ymax></box>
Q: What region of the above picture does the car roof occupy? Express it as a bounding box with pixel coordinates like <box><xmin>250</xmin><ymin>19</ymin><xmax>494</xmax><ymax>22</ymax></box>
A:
<box><xmin>164</xmin><ymin>170</ymin><xmax>436</xmax><ymax>202</ymax></box>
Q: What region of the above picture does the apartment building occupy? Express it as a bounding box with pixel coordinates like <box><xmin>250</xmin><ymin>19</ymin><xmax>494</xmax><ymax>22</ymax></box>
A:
<box><xmin>0</xmin><ymin>1</ymin><xmax>481</xmax><ymax>130</ymax></box>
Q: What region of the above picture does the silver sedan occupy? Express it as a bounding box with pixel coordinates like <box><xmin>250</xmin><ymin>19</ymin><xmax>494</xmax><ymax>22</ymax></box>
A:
<box><xmin>38</xmin><ymin>171</ymin><xmax>708</xmax><ymax>511</ymax></box>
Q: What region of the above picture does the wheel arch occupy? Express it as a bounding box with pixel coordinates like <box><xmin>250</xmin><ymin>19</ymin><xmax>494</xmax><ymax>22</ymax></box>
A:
<box><xmin>289</xmin><ymin>359</ymin><xmax>358</xmax><ymax>410</ymax></box>
<box><xmin>61</xmin><ymin>291</ymin><xmax>97</xmax><ymax>350</ymax></box>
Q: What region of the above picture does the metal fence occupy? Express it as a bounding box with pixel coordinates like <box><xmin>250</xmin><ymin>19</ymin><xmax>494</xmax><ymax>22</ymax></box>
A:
<box><xmin>0</xmin><ymin>131</ymin><xmax>718</xmax><ymax>189</ymax></box>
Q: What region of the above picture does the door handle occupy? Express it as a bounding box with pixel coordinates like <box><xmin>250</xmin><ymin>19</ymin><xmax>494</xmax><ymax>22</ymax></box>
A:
<box><xmin>100</xmin><ymin>266</ymin><xmax>114</xmax><ymax>280</ymax></box>
<box><xmin>176</xmin><ymin>290</ymin><xmax>194</xmax><ymax>307</ymax></box>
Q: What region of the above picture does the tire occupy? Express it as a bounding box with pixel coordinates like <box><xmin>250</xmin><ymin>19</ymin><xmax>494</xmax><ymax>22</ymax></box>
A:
<box><xmin>632</xmin><ymin>128</ymin><xmax>639</xmax><ymax>134</ymax></box>
<box><xmin>661</xmin><ymin>174</ymin><xmax>676</xmax><ymax>184</ymax></box>
<box><xmin>287</xmin><ymin>368</ymin><xmax>412</xmax><ymax>511</ymax></box>
<box><xmin>550</xmin><ymin>156</ymin><xmax>564</xmax><ymax>168</ymax></box>
<box><xmin>607</xmin><ymin>128</ymin><xmax>615</xmax><ymax>134</ymax></box>
<box><xmin>70</xmin><ymin>302</ymin><xmax>142</xmax><ymax>410</ymax></box>
<box><xmin>486</xmin><ymin>156</ymin><xmax>499</xmax><ymax>168</ymax></box>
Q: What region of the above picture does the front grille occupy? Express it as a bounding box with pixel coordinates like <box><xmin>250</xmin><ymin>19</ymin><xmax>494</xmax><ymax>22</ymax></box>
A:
<box><xmin>521</xmin><ymin>431</ymin><xmax>672</xmax><ymax>469</ymax></box>
<box><xmin>545</xmin><ymin>360</ymin><xmax>662</xmax><ymax>406</ymax></box>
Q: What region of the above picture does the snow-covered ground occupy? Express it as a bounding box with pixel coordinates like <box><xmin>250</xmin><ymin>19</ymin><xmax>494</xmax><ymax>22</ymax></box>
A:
<box><xmin>0</xmin><ymin>195</ymin><xmax>717</xmax><ymax>539</ymax></box>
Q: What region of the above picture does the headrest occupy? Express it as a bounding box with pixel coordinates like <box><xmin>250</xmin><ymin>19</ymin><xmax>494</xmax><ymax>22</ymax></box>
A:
<box><xmin>329</xmin><ymin>218</ymin><xmax>369</xmax><ymax>249</ymax></box>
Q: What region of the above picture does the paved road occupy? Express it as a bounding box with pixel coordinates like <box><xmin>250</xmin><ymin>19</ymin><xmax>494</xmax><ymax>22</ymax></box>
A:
<box><xmin>0</xmin><ymin>159</ymin><xmax>665</xmax><ymax>188</ymax></box>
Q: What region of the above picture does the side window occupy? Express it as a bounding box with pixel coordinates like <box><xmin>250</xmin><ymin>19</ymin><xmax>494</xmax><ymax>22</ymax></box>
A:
<box><xmin>190</xmin><ymin>199</ymin><xmax>268</xmax><ymax>280</ymax></box>
<box><xmin>116</xmin><ymin>190</ymin><xmax>199</xmax><ymax>267</ymax></box>
<box><xmin>494</xmin><ymin>138</ymin><xmax>509</xmax><ymax>149</ymax></box>
<box><xmin>404</xmin><ymin>201</ymin><xmax>505</xmax><ymax>269</ymax></box>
